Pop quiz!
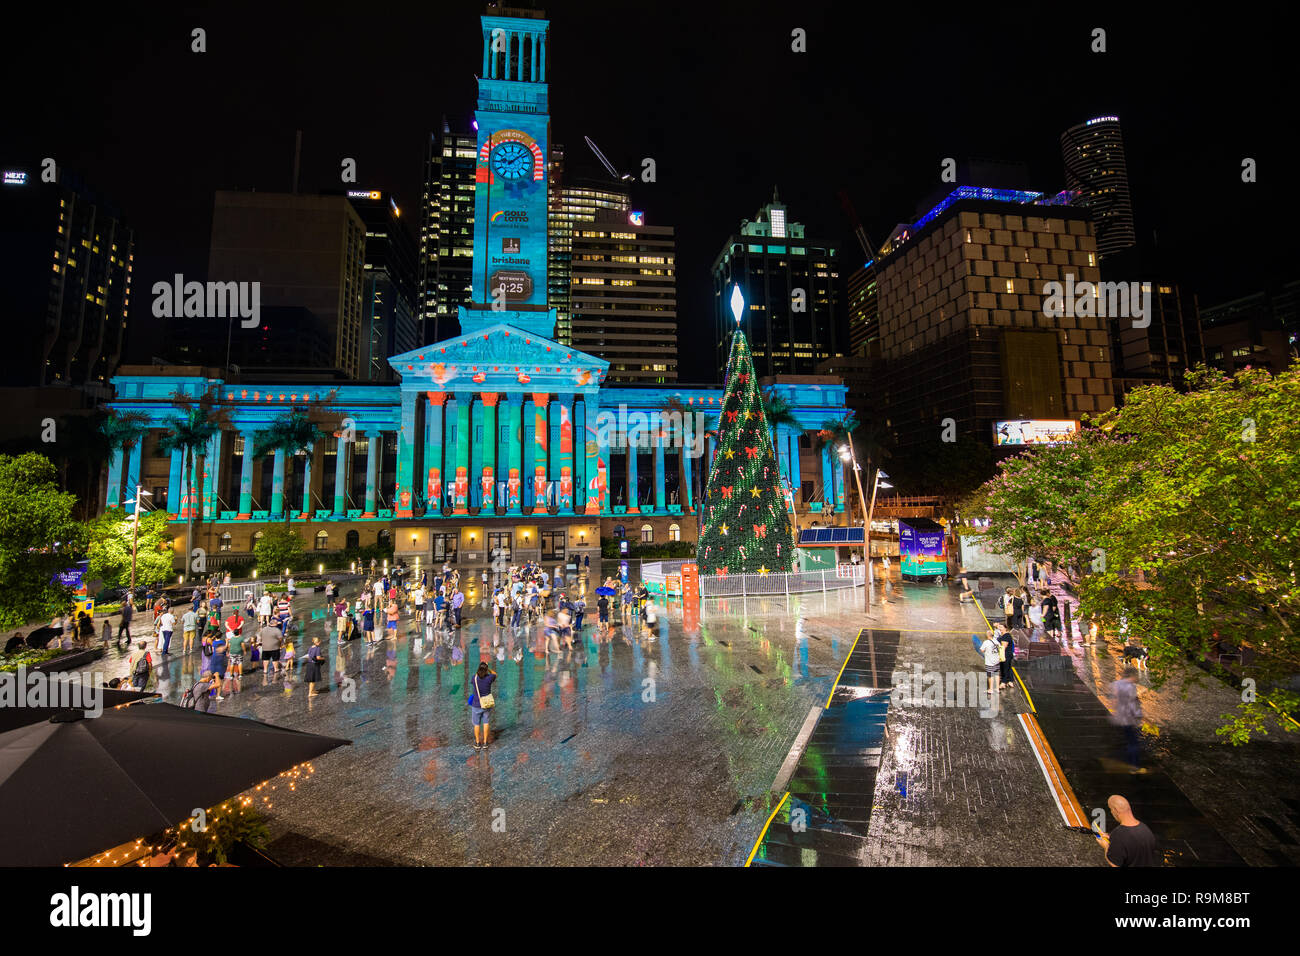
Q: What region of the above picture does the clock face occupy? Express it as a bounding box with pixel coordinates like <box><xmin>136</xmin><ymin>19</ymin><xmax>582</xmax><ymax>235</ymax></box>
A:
<box><xmin>490</xmin><ymin>142</ymin><xmax>533</xmax><ymax>181</ymax></box>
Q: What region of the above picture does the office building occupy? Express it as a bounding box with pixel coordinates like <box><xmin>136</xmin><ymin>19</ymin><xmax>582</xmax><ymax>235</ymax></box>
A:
<box><xmin>200</xmin><ymin>191</ymin><xmax>367</xmax><ymax>378</ymax></box>
<box><xmin>873</xmin><ymin>185</ymin><xmax>1113</xmax><ymax>455</ymax></box>
<box><xmin>345</xmin><ymin>189</ymin><xmax>419</xmax><ymax>381</ymax></box>
<box><xmin>1060</xmin><ymin>116</ymin><xmax>1137</xmax><ymax>260</ymax></box>
<box><xmin>1109</xmin><ymin>282</ymin><xmax>1206</xmax><ymax>396</ymax></box>
<box><xmin>569</xmin><ymin>208</ymin><xmax>677</xmax><ymax>382</ymax></box>
<box><xmin>846</xmin><ymin>262</ymin><xmax>879</xmax><ymax>358</ymax></box>
<box><xmin>419</xmin><ymin>121</ymin><xmax>478</xmax><ymax>344</ymax></box>
<box><xmin>549</xmin><ymin>170</ymin><xmax>631</xmax><ymax>345</ymax></box>
<box><xmin>1200</xmin><ymin>282</ymin><xmax>1299</xmax><ymax>375</ymax></box>
<box><xmin>712</xmin><ymin>190</ymin><xmax>843</xmax><ymax>379</ymax></box>
<box><xmin>0</xmin><ymin>165</ymin><xmax>134</xmax><ymax>389</ymax></box>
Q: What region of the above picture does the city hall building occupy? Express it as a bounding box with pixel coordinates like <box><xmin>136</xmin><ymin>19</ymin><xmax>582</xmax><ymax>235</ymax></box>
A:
<box><xmin>104</xmin><ymin>7</ymin><xmax>851</xmax><ymax>572</ymax></box>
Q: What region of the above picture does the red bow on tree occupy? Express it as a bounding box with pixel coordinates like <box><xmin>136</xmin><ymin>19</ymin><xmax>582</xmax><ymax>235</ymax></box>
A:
<box><xmin>744</xmin><ymin>446</ymin><xmax>758</xmax><ymax>459</ymax></box>
<box><xmin>721</xmin><ymin>485</ymin><xmax>733</xmax><ymax>499</ymax></box>
<box><xmin>717</xmin><ymin>567</ymin><xmax>728</xmax><ymax>576</ymax></box>
<box><xmin>737</xmin><ymin>373</ymin><xmax>749</xmax><ymax>384</ymax></box>
<box><xmin>725</xmin><ymin>410</ymin><xmax>738</xmax><ymax>423</ymax></box>
<box><xmin>753</xmin><ymin>523</ymin><xmax>766</xmax><ymax>538</ymax></box>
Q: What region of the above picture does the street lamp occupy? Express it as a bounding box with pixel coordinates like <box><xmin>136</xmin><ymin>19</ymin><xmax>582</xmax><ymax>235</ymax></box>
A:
<box><xmin>864</xmin><ymin>469</ymin><xmax>893</xmax><ymax>597</ymax></box>
<box><xmin>124</xmin><ymin>486</ymin><xmax>153</xmax><ymax>598</ymax></box>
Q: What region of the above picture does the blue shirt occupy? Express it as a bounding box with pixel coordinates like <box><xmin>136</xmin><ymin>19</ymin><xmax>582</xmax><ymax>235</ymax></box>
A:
<box><xmin>468</xmin><ymin>673</ymin><xmax>495</xmax><ymax>707</ymax></box>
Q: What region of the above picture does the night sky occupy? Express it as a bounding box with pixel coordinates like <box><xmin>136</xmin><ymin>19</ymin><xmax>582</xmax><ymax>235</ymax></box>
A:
<box><xmin>5</xmin><ymin>0</ymin><xmax>1294</xmax><ymax>384</ymax></box>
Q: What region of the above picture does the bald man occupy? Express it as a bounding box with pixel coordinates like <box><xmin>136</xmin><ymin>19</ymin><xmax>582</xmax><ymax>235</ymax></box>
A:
<box><xmin>1096</xmin><ymin>795</ymin><xmax>1158</xmax><ymax>867</ymax></box>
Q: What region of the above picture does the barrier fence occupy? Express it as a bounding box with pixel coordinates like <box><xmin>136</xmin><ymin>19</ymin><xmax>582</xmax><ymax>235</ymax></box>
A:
<box><xmin>699</xmin><ymin>566</ymin><xmax>864</xmax><ymax>598</ymax></box>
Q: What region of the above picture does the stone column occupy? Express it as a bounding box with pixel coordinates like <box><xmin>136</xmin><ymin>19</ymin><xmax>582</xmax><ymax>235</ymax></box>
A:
<box><xmin>167</xmin><ymin>447</ymin><xmax>184</xmax><ymax>515</ymax></box>
<box><xmin>270</xmin><ymin>448</ymin><xmax>287</xmax><ymax>517</ymax></box>
<box><xmin>469</xmin><ymin>395</ymin><xmax>483</xmax><ymax>510</ymax></box>
<box><xmin>625</xmin><ymin>418</ymin><xmax>640</xmax><ymax>514</ymax></box>
<box><xmin>125</xmin><ymin>441</ymin><xmax>142</xmax><ymax>515</ymax></box>
<box><xmin>453</xmin><ymin>391</ymin><xmax>471</xmax><ymax>515</ymax></box>
<box><xmin>653</xmin><ymin>411</ymin><xmax>666</xmax><ymax>514</ymax></box>
<box><xmin>788</xmin><ymin>428</ymin><xmax>803</xmax><ymax>504</ymax></box>
<box><xmin>480</xmin><ymin>393</ymin><xmax>498</xmax><ymax>515</ymax></box>
<box><xmin>425</xmin><ymin>392</ymin><xmax>446</xmax><ymax>516</ymax></box>
<box><xmin>300</xmin><ymin>445</ymin><xmax>314</xmax><ymax>518</ymax></box>
<box><xmin>362</xmin><ymin>429</ymin><xmax>380</xmax><ymax>517</ymax></box>
<box><xmin>395</xmin><ymin>390</ymin><xmax>418</xmax><ymax>518</ymax></box>
<box><xmin>532</xmin><ymin>392</ymin><xmax>550</xmax><ymax>515</ymax></box>
<box><xmin>507</xmin><ymin>394</ymin><xmax>523</xmax><ymax>515</ymax></box>
<box><xmin>237</xmin><ymin>429</ymin><xmax>256</xmax><ymax>518</ymax></box>
<box><xmin>682</xmin><ymin>413</ymin><xmax>694</xmax><ymax>511</ymax></box>
<box><xmin>573</xmin><ymin>399</ymin><xmax>587</xmax><ymax>513</ymax></box>
<box><xmin>821</xmin><ymin>445</ymin><xmax>834</xmax><ymax>512</ymax></box>
<box><xmin>202</xmin><ymin>430</ymin><xmax>222</xmax><ymax>520</ymax></box>
<box><xmin>105</xmin><ymin>447</ymin><xmax>124</xmax><ymax>510</ymax></box>
<box><xmin>332</xmin><ymin>434</ymin><xmax>349</xmax><ymax>516</ymax></box>
<box><xmin>592</xmin><ymin>400</ymin><xmax>610</xmax><ymax>515</ymax></box>
<box><xmin>552</xmin><ymin>394</ymin><xmax>574</xmax><ymax>515</ymax></box>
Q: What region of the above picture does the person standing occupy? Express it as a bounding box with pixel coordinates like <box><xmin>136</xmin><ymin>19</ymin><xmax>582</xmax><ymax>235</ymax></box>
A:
<box><xmin>1113</xmin><ymin>666</ymin><xmax>1146</xmax><ymax>772</ymax></box>
<box><xmin>979</xmin><ymin>630</ymin><xmax>1002</xmax><ymax>699</ymax></box>
<box><xmin>128</xmin><ymin>641</ymin><xmax>153</xmax><ymax>691</ymax></box>
<box><xmin>258</xmin><ymin>620</ymin><xmax>283</xmax><ymax>680</ymax></box>
<box><xmin>361</xmin><ymin>604</ymin><xmax>376</xmax><ymax>644</ymax></box>
<box><xmin>257</xmin><ymin>591</ymin><xmax>272</xmax><ymax>626</ymax></box>
<box><xmin>303</xmin><ymin>636</ymin><xmax>326</xmax><ymax>696</ymax></box>
<box><xmin>597</xmin><ymin>593</ymin><xmax>610</xmax><ymax>632</ymax></box>
<box><xmin>1011</xmin><ymin>590</ymin><xmax>1025</xmax><ymax>630</ymax></box>
<box><xmin>385</xmin><ymin>597</ymin><xmax>399</xmax><ymax>639</ymax></box>
<box><xmin>468</xmin><ymin>661</ymin><xmax>496</xmax><ymax>751</ymax></box>
<box><xmin>181</xmin><ymin>606</ymin><xmax>197</xmax><ymax>655</ymax></box>
<box><xmin>997</xmin><ymin>623</ymin><xmax>1016</xmax><ymax>691</ymax></box>
<box><xmin>452</xmin><ymin>588</ymin><xmax>465</xmax><ymax>628</ymax></box>
<box><xmin>1097</xmin><ymin>795</ymin><xmax>1159</xmax><ymax>866</ymax></box>
<box><xmin>1002</xmin><ymin>588</ymin><xmax>1015</xmax><ymax>629</ymax></box>
<box><xmin>158</xmin><ymin>607</ymin><xmax>176</xmax><ymax>656</ymax></box>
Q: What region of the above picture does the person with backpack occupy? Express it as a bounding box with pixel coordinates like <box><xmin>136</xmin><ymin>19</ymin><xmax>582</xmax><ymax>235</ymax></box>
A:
<box><xmin>1002</xmin><ymin>588</ymin><xmax>1016</xmax><ymax>629</ymax></box>
<box><xmin>1112</xmin><ymin>667</ymin><xmax>1146</xmax><ymax>771</ymax></box>
<box><xmin>128</xmin><ymin>641</ymin><xmax>153</xmax><ymax>691</ymax></box>
<box><xmin>185</xmin><ymin>671</ymin><xmax>218</xmax><ymax>713</ymax></box>
<box><xmin>979</xmin><ymin>630</ymin><xmax>1002</xmax><ymax>700</ymax></box>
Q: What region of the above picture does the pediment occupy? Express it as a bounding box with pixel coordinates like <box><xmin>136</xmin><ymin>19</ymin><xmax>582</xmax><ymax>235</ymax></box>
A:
<box><xmin>387</xmin><ymin>323</ymin><xmax>609</xmax><ymax>393</ymax></box>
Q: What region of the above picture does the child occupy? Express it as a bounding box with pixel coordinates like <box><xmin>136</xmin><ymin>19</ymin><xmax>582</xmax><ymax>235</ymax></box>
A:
<box><xmin>281</xmin><ymin>641</ymin><xmax>296</xmax><ymax>671</ymax></box>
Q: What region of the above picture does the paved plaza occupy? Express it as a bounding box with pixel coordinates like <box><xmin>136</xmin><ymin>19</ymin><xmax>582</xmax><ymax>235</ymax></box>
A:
<box><xmin>67</xmin><ymin>567</ymin><xmax>1299</xmax><ymax>866</ymax></box>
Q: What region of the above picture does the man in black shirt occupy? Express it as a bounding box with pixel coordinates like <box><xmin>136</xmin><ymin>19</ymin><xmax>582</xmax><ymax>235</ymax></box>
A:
<box><xmin>1098</xmin><ymin>794</ymin><xmax>1158</xmax><ymax>867</ymax></box>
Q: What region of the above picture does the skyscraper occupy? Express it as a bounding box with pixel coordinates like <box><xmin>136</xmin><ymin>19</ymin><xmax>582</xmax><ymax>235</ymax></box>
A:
<box><xmin>1060</xmin><ymin>116</ymin><xmax>1137</xmax><ymax>260</ymax></box>
<box><xmin>569</xmin><ymin>208</ymin><xmax>677</xmax><ymax>382</ymax></box>
<box><xmin>419</xmin><ymin>121</ymin><xmax>478</xmax><ymax>344</ymax></box>
<box><xmin>711</xmin><ymin>190</ymin><xmax>842</xmax><ymax>380</ymax></box>
<box><xmin>548</xmin><ymin>171</ymin><xmax>630</xmax><ymax>345</ymax></box>
<box><xmin>0</xmin><ymin>165</ymin><xmax>134</xmax><ymax>389</ymax></box>
<box><xmin>345</xmin><ymin>189</ymin><xmax>419</xmax><ymax>381</ymax></box>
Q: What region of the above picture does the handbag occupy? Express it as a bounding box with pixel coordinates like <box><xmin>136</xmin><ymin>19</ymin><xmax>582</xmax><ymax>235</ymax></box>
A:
<box><xmin>475</xmin><ymin>675</ymin><xmax>495</xmax><ymax>709</ymax></box>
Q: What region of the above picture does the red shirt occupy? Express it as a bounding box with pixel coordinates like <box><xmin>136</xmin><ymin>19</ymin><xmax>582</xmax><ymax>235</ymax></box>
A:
<box><xmin>224</xmin><ymin>614</ymin><xmax>243</xmax><ymax>635</ymax></box>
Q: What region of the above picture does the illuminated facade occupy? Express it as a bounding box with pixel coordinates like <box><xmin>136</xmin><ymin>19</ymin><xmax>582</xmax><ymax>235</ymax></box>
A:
<box><xmin>104</xmin><ymin>8</ymin><xmax>851</xmax><ymax>570</ymax></box>
<box><xmin>1060</xmin><ymin>116</ymin><xmax>1137</xmax><ymax>260</ymax></box>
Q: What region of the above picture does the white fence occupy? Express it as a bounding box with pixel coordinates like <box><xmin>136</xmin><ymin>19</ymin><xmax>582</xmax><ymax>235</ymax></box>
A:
<box><xmin>700</xmin><ymin>566</ymin><xmax>864</xmax><ymax>598</ymax></box>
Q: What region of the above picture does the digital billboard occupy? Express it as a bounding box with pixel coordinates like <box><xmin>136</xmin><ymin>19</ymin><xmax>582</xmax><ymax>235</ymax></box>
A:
<box><xmin>898</xmin><ymin>518</ymin><xmax>947</xmax><ymax>579</ymax></box>
<box><xmin>993</xmin><ymin>419</ymin><xmax>1079</xmax><ymax>446</ymax></box>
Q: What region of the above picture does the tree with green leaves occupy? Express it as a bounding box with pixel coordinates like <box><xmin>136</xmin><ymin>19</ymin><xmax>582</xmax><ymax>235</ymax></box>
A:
<box><xmin>156</xmin><ymin>390</ymin><xmax>226</xmax><ymax>577</ymax></box>
<box><xmin>697</xmin><ymin>330</ymin><xmax>796</xmax><ymax>575</ymax></box>
<box><xmin>96</xmin><ymin>410</ymin><xmax>151</xmax><ymax>512</ymax></box>
<box><xmin>84</xmin><ymin>506</ymin><xmax>174</xmax><ymax>591</ymax></box>
<box><xmin>253</xmin><ymin>407</ymin><xmax>323</xmax><ymax>525</ymax></box>
<box><xmin>254</xmin><ymin>526</ymin><xmax>305</xmax><ymax>578</ymax></box>
<box><xmin>0</xmin><ymin>454</ymin><xmax>86</xmax><ymax>628</ymax></box>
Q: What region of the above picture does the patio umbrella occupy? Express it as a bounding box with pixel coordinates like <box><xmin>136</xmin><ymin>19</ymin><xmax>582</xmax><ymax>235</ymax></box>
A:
<box><xmin>595</xmin><ymin>586</ymin><xmax>617</xmax><ymax>596</ymax></box>
<box><xmin>0</xmin><ymin>703</ymin><xmax>350</xmax><ymax>866</ymax></box>
<box><xmin>0</xmin><ymin>685</ymin><xmax>159</xmax><ymax>734</ymax></box>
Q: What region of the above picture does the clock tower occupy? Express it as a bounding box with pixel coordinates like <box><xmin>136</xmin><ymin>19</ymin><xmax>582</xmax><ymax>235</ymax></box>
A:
<box><xmin>459</xmin><ymin>6</ymin><xmax>557</xmax><ymax>339</ymax></box>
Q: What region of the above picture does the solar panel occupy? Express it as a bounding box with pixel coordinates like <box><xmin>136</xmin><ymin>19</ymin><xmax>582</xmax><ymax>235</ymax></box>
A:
<box><xmin>831</xmin><ymin>528</ymin><xmax>849</xmax><ymax>542</ymax></box>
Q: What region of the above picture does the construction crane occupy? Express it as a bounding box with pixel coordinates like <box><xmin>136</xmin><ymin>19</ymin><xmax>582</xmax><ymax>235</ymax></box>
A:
<box><xmin>838</xmin><ymin>190</ymin><xmax>882</xmax><ymax>265</ymax></box>
<box><xmin>584</xmin><ymin>136</ymin><xmax>634</xmax><ymax>183</ymax></box>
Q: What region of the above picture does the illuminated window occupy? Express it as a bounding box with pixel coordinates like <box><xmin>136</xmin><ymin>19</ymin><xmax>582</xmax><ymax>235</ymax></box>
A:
<box><xmin>640</xmin><ymin>523</ymin><xmax>653</xmax><ymax>543</ymax></box>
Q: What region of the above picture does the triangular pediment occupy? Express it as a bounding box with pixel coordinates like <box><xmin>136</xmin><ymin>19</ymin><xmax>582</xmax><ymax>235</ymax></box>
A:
<box><xmin>388</xmin><ymin>323</ymin><xmax>609</xmax><ymax>394</ymax></box>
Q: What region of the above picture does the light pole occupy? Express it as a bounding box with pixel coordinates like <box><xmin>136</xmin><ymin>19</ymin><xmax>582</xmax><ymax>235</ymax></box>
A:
<box><xmin>124</xmin><ymin>486</ymin><xmax>153</xmax><ymax>598</ymax></box>
<box><xmin>840</xmin><ymin>448</ymin><xmax>891</xmax><ymax>607</ymax></box>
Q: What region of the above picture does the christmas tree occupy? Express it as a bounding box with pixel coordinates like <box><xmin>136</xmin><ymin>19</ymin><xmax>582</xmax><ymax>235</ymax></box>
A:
<box><xmin>696</xmin><ymin>326</ymin><xmax>796</xmax><ymax>576</ymax></box>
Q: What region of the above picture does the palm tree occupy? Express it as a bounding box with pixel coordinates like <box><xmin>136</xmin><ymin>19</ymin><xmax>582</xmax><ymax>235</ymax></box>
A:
<box><xmin>253</xmin><ymin>407</ymin><xmax>322</xmax><ymax>526</ymax></box>
<box><xmin>97</xmin><ymin>410</ymin><xmax>151</xmax><ymax>513</ymax></box>
<box><xmin>813</xmin><ymin>412</ymin><xmax>859</xmax><ymax>515</ymax></box>
<box><xmin>157</xmin><ymin>390</ymin><xmax>226</xmax><ymax>576</ymax></box>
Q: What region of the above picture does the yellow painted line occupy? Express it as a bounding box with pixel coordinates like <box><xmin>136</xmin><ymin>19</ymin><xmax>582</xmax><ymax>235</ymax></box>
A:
<box><xmin>888</xmin><ymin>627</ymin><xmax>991</xmax><ymax>634</ymax></box>
<box><xmin>1019</xmin><ymin>712</ymin><xmax>1090</xmax><ymax>831</ymax></box>
<box><xmin>1012</xmin><ymin>665</ymin><xmax>1036</xmax><ymax>714</ymax></box>
<box><xmin>825</xmin><ymin>627</ymin><xmax>866</xmax><ymax>710</ymax></box>
<box><xmin>744</xmin><ymin>791</ymin><xmax>790</xmax><ymax>867</ymax></box>
<box><xmin>1266</xmin><ymin>699</ymin><xmax>1300</xmax><ymax>731</ymax></box>
<box><xmin>974</xmin><ymin>599</ymin><xmax>995</xmax><ymax>633</ymax></box>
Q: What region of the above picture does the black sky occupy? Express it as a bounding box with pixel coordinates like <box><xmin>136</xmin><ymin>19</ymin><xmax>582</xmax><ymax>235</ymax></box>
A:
<box><xmin>5</xmin><ymin>0</ymin><xmax>1294</xmax><ymax>383</ymax></box>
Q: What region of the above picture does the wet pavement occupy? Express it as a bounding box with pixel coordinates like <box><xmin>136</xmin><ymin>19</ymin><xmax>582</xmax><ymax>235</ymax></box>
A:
<box><xmin>70</xmin><ymin>569</ymin><xmax>863</xmax><ymax>865</ymax></box>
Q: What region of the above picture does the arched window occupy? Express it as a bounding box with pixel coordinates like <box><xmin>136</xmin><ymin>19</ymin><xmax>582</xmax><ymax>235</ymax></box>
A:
<box><xmin>252</xmin><ymin>530</ymin><xmax>264</xmax><ymax>551</ymax></box>
<box><xmin>641</xmin><ymin>523</ymin><xmax>653</xmax><ymax>544</ymax></box>
<box><xmin>345</xmin><ymin>530</ymin><xmax>360</xmax><ymax>549</ymax></box>
<box><xmin>668</xmin><ymin>523</ymin><xmax>681</xmax><ymax>542</ymax></box>
<box><xmin>613</xmin><ymin>525</ymin><xmax>625</xmax><ymax>539</ymax></box>
<box><xmin>219</xmin><ymin>532</ymin><xmax>232</xmax><ymax>552</ymax></box>
<box><xmin>315</xmin><ymin>530</ymin><xmax>329</xmax><ymax>551</ymax></box>
<box><xmin>377</xmin><ymin>529</ymin><xmax>392</xmax><ymax>550</ymax></box>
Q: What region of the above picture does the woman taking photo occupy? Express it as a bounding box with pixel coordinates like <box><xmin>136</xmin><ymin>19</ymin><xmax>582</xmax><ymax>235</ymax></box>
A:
<box><xmin>468</xmin><ymin>661</ymin><xmax>497</xmax><ymax>751</ymax></box>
